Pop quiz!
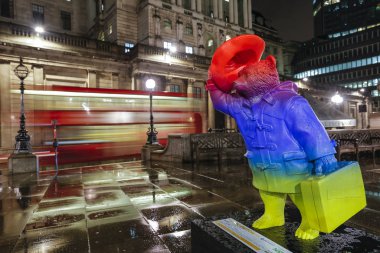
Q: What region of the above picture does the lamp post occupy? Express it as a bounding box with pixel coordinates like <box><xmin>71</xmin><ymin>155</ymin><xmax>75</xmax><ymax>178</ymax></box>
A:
<box><xmin>14</xmin><ymin>57</ymin><xmax>32</xmax><ymax>153</ymax></box>
<box><xmin>359</xmin><ymin>88</ymin><xmax>369</xmax><ymax>129</ymax></box>
<box><xmin>145</xmin><ymin>79</ymin><xmax>159</xmax><ymax>145</ymax></box>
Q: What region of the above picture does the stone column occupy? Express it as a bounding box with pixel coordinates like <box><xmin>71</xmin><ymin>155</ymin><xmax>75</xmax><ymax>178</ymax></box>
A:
<box><xmin>207</xmin><ymin>92</ymin><xmax>215</xmax><ymax>129</ymax></box>
<box><xmin>218</xmin><ymin>0</ymin><xmax>223</xmax><ymax>20</ymax></box>
<box><xmin>277</xmin><ymin>47</ymin><xmax>284</xmax><ymax>75</ymax></box>
<box><xmin>32</xmin><ymin>66</ymin><xmax>43</xmax><ymax>86</ymax></box>
<box><xmin>171</xmin><ymin>0</ymin><xmax>175</xmax><ymax>4</ymax></box>
<box><xmin>87</xmin><ymin>70</ymin><xmax>97</xmax><ymax>88</ymax></box>
<box><xmin>0</xmin><ymin>61</ymin><xmax>11</xmax><ymax>149</ymax></box>
<box><xmin>213</xmin><ymin>0</ymin><xmax>218</xmax><ymax>18</ymax></box>
<box><xmin>229</xmin><ymin>0</ymin><xmax>234</xmax><ymax>24</ymax></box>
<box><xmin>98</xmin><ymin>0</ymin><xmax>102</xmax><ymax>14</ymax></box>
<box><xmin>177</xmin><ymin>0</ymin><xmax>183</xmax><ymax>7</ymax></box>
<box><xmin>225</xmin><ymin>115</ymin><xmax>231</xmax><ymax>129</ymax></box>
<box><xmin>234</xmin><ymin>0</ymin><xmax>238</xmax><ymax>24</ymax></box>
<box><xmin>197</xmin><ymin>0</ymin><xmax>202</xmax><ymax>12</ymax></box>
<box><xmin>248</xmin><ymin>0</ymin><xmax>252</xmax><ymax>29</ymax></box>
<box><xmin>191</xmin><ymin>0</ymin><xmax>196</xmax><ymax>10</ymax></box>
<box><xmin>31</xmin><ymin>65</ymin><xmax>43</xmax><ymax>147</ymax></box>
<box><xmin>243</xmin><ymin>0</ymin><xmax>248</xmax><ymax>28</ymax></box>
<box><xmin>187</xmin><ymin>79</ymin><xmax>194</xmax><ymax>109</ymax></box>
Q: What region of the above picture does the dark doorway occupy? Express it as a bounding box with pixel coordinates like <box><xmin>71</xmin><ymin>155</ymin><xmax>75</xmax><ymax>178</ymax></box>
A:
<box><xmin>214</xmin><ymin>110</ymin><xmax>225</xmax><ymax>130</ymax></box>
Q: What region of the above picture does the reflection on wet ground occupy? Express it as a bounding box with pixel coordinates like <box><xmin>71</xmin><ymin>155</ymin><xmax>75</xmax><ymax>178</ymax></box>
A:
<box><xmin>0</xmin><ymin>158</ymin><xmax>379</xmax><ymax>252</ymax></box>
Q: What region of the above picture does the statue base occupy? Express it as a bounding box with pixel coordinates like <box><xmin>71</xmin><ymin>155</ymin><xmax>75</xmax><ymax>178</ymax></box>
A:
<box><xmin>8</xmin><ymin>152</ymin><xmax>37</xmax><ymax>174</ymax></box>
<box><xmin>191</xmin><ymin>207</ymin><xmax>380</xmax><ymax>253</ymax></box>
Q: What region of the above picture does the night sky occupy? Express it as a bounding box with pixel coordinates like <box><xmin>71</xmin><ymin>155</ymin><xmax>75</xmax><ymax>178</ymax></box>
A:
<box><xmin>252</xmin><ymin>0</ymin><xmax>314</xmax><ymax>42</ymax></box>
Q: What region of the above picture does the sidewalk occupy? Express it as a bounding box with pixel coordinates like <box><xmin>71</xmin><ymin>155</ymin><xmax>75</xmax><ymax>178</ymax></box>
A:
<box><xmin>0</xmin><ymin>159</ymin><xmax>379</xmax><ymax>253</ymax></box>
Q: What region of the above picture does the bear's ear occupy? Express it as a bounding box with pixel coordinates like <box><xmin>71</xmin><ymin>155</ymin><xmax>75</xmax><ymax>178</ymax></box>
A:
<box><xmin>266</xmin><ymin>55</ymin><xmax>276</xmax><ymax>67</ymax></box>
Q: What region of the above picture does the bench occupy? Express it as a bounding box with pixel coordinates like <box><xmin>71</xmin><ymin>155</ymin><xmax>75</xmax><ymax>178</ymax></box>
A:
<box><xmin>328</xmin><ymin>129</ymin><xmax>380</xmax><ymax>166</ymax></box>
<box><xmin>191</xmin><ymin>132</ymin><xmax>246</xmax><ymax>166</ymax></box>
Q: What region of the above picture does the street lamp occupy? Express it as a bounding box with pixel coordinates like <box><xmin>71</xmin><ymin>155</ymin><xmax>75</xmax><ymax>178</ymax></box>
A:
<box><xmin>13</xmin><ymin>57</ymin><xmax>32</xmax><ymax>153</ymax></box>
<box><xmin>145</xmin><ymin>79</ymin><xmax>159</xmax><ymax>145</ymax></box>
<box><xmin>331</xmin><ymin>92</ymin><xmax>343</xmax><ymax>104</ymax></box>
<box><xmin>359</xmin><ymin>88</ymin><xmax>368</xmax><ymax>129</ymax></box>
<box><xmin>34</xmin><ymin>26</ymin><xmax>45</xmax><ymax>34</ymax></box>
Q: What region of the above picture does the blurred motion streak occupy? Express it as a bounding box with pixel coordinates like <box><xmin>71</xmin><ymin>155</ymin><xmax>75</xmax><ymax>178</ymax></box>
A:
<box><xmin>9</xmin><ymin>85</ymin><xmax>203</xmax><ymax>166</ymax></box>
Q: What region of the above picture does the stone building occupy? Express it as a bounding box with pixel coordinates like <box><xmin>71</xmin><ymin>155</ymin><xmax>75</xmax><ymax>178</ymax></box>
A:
<box><xmin>0</xmin><ymin>0</ymin><xmax>299</xmax><ymax>152</ymax></box>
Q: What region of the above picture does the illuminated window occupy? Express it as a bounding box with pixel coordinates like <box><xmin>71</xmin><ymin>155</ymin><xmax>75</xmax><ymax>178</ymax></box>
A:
<box><xmin>98</xmin><ymin>31</ymin><xmax>105</xmax><ymax>41</ymax></box>
<box><xmin>164</xmin><ymin>41</ymin><xmax>172</xmax><ymax>49</ymax></box>
<box><xmin>61</xmin><ymin>11</ymin><xmax>71</xmax><ymax>31</ymax></box>
<box><xmin>186</xmin><ymin>46</ymin><xmax>193</xmax><ymax>54</ymax></box>
<box><xmin>208</xmin><ymin>39</ymin><xmax>213</xmax><ymax>47</ymax></box>
<box><xmin>226</xmin><ymin>35</ymin><xmax>231</xmax><ymax>41</ymax></box>
<box><xmin>32</xmin><ymin>4</ymin><xmax>44</xmax><ymax>24</ymax></box>
<box><xmin>125</xmin><ymin>42</ymin><xmax>134</xmax><ymax>53</ymax></box>
<box><xmin>108</xmin><ymin>24</ymin><xmax>112</xmax><ymax>34</ymax></box>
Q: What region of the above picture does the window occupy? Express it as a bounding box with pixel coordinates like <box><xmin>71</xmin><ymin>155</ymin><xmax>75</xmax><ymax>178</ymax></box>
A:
<box><xmin>32</xmin><ymin>4</ymin><xmax>44</xmax><ymax>24</ymax></box>
<box><xmin>61</xmin><ymin>11</ymin><xmax>71</xmax><ymax>31</ymax></box>
<box><xmin>108</xmin><ymin>24</ymin><xmax>112</xmax><ymax>34</ymax></box>
<box><xmin>208</xmin><ymin>39</ymin><xmax>213</xmax><ymax>47</ymax></box>
<box><xmin>185</xmin><ymin>46</ymin><xmax>193</xmax><ymax>54</ymax></box>
<box><xmin>183</xmin><ymin>0</ymin><xmax>191</xmax><ymax>10</ymax></box>
<box><xmin>185</xmin><ymin>23</ymin><xmax>193</xmax><ymax>35</ymax></box>
<box><xmin>0</xmin><ymin>0</ymin><xmax>13</xmax><ymax>18</ymax></box>
<box><xmin>170</xmin><ymin>84</ymin><xmax>180</xmax><ymax>93</ymax></box>
<box><xmin>125</xmin><ymin>42</ymin><xmax>134</xmax><ymax>53</ymax></box>
<box><xmin>164</xmin><ymin>41</ymin><xmax>172</xmax><ymax>50</ymax></box>
<box><xmin>163</xmin><ymin>19</ymin><xmax>172</xmax><ymax>31</ymax></box>
<box><xmin>193</xmin><ymin>87</ymin><xmax>202</xmax><ymax>98</ymax></box>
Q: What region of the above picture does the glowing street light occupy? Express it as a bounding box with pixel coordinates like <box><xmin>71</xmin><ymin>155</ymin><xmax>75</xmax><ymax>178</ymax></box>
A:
<box><xmin>145</xmin><ymin>79</ymin><xmax>159</xmax><ymax>145</ymax></box>
<box><xmin>302</xmin><ymin>77</ymin><xmax>309</xmax><ymax>82</ymax></box>
<box><xmin>34</xmin><ymin>26</ymin><xmax>45</xmax><ymax>34</ymax></box>
<box><xmin>331</xmin><ymin>92</ymin><xmax>344</xmax><ymax>104</ymax></box>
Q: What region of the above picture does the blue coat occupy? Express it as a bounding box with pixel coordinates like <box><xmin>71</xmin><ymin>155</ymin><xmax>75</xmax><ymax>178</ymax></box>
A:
<box><xmin>209</xmin><ymin>81</ymin><xmax>336</xmax><ymax>193</ymax></box>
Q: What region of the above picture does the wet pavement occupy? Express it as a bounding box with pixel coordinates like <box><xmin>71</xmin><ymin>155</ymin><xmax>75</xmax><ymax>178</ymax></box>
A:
<box><xmin>0</xmin><ymin>158</ymin><xmax>379</xmax><ymax>253</ymax></box>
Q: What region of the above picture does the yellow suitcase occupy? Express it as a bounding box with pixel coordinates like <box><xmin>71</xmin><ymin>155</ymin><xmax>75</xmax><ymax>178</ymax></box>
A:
<box><xmin>300</xmin><ymin>161</ymin><xmax>366</xmax><ymax>233</ymax></box>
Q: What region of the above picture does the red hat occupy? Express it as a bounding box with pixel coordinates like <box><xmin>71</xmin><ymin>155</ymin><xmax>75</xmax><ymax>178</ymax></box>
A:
<box><xmin>208</xmin><ymin>34</ymin><xmax>265</xmax><ymax>93</ymax></box>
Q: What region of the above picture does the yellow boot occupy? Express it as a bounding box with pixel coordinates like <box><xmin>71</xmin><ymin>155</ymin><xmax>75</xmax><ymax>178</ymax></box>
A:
<box><xmin>252</xmin><ymin>190</ymin><xmax>286</xmax><ymax>229</ymax></box>
<box><xmin>289</xmin><ymin>193</ymin><xmax>319</xmax><ymax>240</ymax></box>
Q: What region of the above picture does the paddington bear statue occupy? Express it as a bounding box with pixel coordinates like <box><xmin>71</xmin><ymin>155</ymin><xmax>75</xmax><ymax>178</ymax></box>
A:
<box><xmin>207</xmin><ymin>35</ymin><xmax>338</xmax><ymax>240</ymax></box>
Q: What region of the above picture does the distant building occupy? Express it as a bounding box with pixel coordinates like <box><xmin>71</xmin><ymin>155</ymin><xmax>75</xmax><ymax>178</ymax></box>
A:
<box><xmin>251</xmin><ymin>10</ymin><xmax>299</xmax><ymax>81</ymax></box>
<box><xmin>293</xmin><ymin>0</ymin><xmax>380</xmax><ymax>128</ymax></box>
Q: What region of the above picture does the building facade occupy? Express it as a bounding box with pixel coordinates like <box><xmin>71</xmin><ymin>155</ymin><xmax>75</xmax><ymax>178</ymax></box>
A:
<box><xmin>0</xmin><ymin>0</ymin><xmax>300</xmax><ymax>154</ymax></box>
<box><xmin>293</xmin><ymin>0</ymin><xmax>380</xmax><ymax>128</ymax></box>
